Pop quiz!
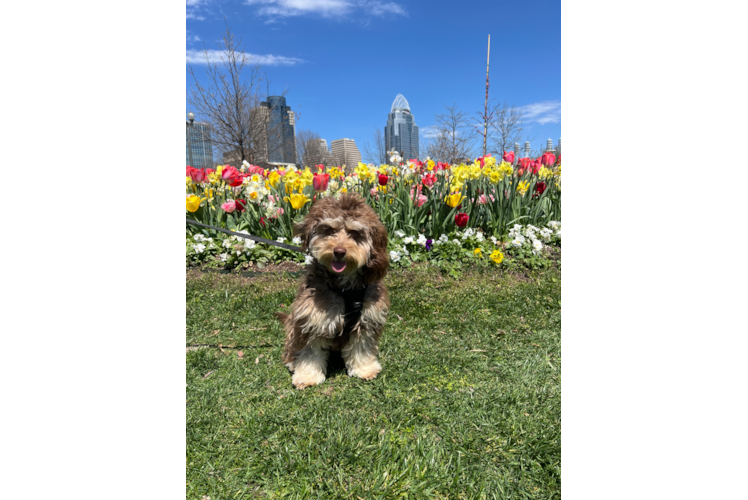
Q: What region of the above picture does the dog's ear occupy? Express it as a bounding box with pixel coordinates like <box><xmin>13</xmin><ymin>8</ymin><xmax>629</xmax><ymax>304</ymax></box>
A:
<box><xmin>363</xmin><ymin>216</ymin><xmax>389</xmax><ymax>283</ymax></box>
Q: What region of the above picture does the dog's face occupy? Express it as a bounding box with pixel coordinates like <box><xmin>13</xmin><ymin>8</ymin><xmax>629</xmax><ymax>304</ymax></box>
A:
<box><xmin>295</xmin><ymin>194</ymin><xmax>389</xmax><ymax>282</ymax></box>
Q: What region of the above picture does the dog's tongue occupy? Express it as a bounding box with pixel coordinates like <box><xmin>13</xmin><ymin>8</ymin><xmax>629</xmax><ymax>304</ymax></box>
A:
<box><xmin>331</xmin><ymin>261</ymin><xmax>347</xmax><ymax>273</ymax></box>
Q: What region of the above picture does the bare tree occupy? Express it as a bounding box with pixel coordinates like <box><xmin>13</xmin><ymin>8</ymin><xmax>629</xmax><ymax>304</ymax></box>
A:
<box><xmin>296</xmin><ymin>129</ymin><xmax>332</xmax><ymax>167</ymax></box>
<box><xmin>424</xmin><ymin>103</ymin><xmax>476</xmax><ymax>164</ymax></box>
<box><xmin>187</xmin><ymin>22</ymin><xmax>288</xmax><ymax>167</ymax></box>
<box><xmin>487</xmin><ymin>101</ymin><xmax>524</xmax><ymax>158</ymax></box>
<box><xmin>360</xmin><ymin>127</ymin><xmax>387</xmax><ymax>165</ymax></box>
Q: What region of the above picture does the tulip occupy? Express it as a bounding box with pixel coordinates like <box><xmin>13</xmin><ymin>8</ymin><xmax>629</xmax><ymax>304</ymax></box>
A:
<box><xmin>541</xmin><ymin>152</ymin><xmax>556</xmax><ymax>167</ymax></box>
<box><xmin>535</xmin><ymin>182</ymin><xmax>547</xmax><ymax>196</ymax></box>
<box><xmin>186</xmin><ymin>194</ymin><xmax>203</xmax><ymax>212</ymax></box>
<box><xmin>235</xmin><ymin>199</ymin><xmax>247</xmax><ymax>212</ymax></box>
<box><xmin>445</xmin><ymin>192</ymin><xmax>465</xmax><ymax>208</ymax></box>
<box><xmin>455</xmin><ymin>212</ymin><xmax>469</xmax><ymax>227</ymax></box>
<box><xmin>312</xmin><ymin>173</ymin><xmax>330</xmax><ymax>192</ymax></box>
<box><xmin>422</xmin><ymin>173</ymin><xmax>436</xmax><ymax>188</ymax></box>
<box><xmin>519</xmin><ymin>157</ymin><xmax>532</xmax><ymax>170</ymax></box>
<box><xmin>284</xmin><ymin>193</ymin><xmax>312</xmax><ymax>210</ymax></box>
<box><xmin>221</xmin><ymin>200</ymin><xmax>236</xmax><ymax>213</ymax></box>
<box><xmin>378</xmin><ymin>174</ymin><xmax>389</xmax><ymax>186</ymax></box>
<box><xmin>503</xmin><ymin>151</ymin><xmax>515</xmax><ymax>164</ymax></box>
<box><xmin>415</xmin><ymin>194</ymin><xmax>427</xmax><ymax>207</ymax></box>
<box><xmin>189</xmin><ymin>168</ymin><xmax>206</xmax><ymax>184</ymax></box>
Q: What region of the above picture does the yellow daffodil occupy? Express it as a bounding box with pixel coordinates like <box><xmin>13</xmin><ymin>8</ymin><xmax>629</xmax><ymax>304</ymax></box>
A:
<box><xmin>490</xmin><ymin>250</ymin><xmax>504</xmax><ymax>264</ymax></box>
<box><xmin>538</xmin><ymin>167</ymin><xmax>552</xmax><ymax>179</ymax></box>
<box><xmin>445</xmin><ymin>192</ymin><xmax>465</xmax><ymax>208</ymax></box>
<box><xmin>186</xmin><ymin>176</ymin><xmax>192</xmax><ymax>187</ymax></box>
<box><xmin>341</xmin><ymin>187</ymin><xmax>348</xmax><ymax>193</ymax></box>
<box><xmin>207</xmin><ymin>172</ymin><xmax>220</xmax><ymax>184</ymax></box>
<box><xmin>300</xmin><ymin>168</ymin><xmax>314</xmax><ymax>188</ymax></box>
<box><xmin>284</xmin><ymin>193</ymin><xmax>312</xmax><ymax>210</ymax></box>
<box><xmin>427</xmin><ymin>159</ymin><xmax>435</xmax><ymax>170</ymax></box>
<box><xmin>517</xmin><ymin>180</ymin><xmax>530</xmax><ymax>196</ymax></box>
<box><xmin>186</xmin><ymin>194</ymin><xmax>204</xmax><ymax>212</ymax></box>
<box><xmin>268</xmin><ymin>171</ymin><xmax>281</xmax><ymax>188</ymax></box>
<box><xmin>474</xmin><ymin>248</ymin><xmax>483</xmax><ymax>258</ymax></box>
<box><xmin>484</xmin><ymin>156</ymin><xmax>497</xmax><ymax>168</ymax></box>
<box><xmin>489</xmin><ymin>171</ymin><xmax>501</xmax><ymax>184</ymax></box>
<box><xmin>215</xmin><ymin>165</ymin><xmax>224</xmax><ymax>175</ymax></box>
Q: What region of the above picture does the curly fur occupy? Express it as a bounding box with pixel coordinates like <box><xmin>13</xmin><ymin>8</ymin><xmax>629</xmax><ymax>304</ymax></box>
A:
<box><xmin>277</xmin><ymin>194</ymin><xmax>390</xmax><ymax>389</ymax></box>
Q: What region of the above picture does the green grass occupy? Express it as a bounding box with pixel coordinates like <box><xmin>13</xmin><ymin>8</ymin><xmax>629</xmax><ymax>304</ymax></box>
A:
<box><xmin>187</xmin><ymin>264</ymin><xmax>561</xmax><ymax>499</ymax></box>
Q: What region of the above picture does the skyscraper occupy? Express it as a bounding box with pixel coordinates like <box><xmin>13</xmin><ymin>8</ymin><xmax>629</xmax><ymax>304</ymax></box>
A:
<box><xmin>385</xmin><ymin>94</ymin><xmax>419</xmax><ymax>160</ymax></box>
<box><xmin>260</xmin><ymin>96</ymin><xmax>297</xmax><ymax>165</ymax></box>
<box><xmin>186</xmin><ymin>113</ymin><xmax>214</xmax><ymax>169</ymax></box>
<box><xmin>331</xmin><ymin>138</ymin><xmax>362</xmax><ymax>173</ymax></box>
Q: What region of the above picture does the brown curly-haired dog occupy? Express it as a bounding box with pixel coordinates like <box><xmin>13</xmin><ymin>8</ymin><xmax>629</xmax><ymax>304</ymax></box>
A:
<box><xmin>276</xmin><ymin>194</ymin><xmax>390</xmax><ymax>389</ymax></box>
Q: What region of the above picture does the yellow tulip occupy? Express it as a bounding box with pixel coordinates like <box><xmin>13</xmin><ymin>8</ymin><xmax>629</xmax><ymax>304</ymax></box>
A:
<box><xmin>284</xmin><ymin>193</ymin><xmax>311</xmax><ymax>210</ymax></box>
<box><xmin>445</xmin><ymin>192</ymin><xmax>465</xmax><ymax>208</ymax></box>
<box><xmin>186</xmin><ymin>195</ymin><xmax>203</xmax><ymax>212</ymax></box>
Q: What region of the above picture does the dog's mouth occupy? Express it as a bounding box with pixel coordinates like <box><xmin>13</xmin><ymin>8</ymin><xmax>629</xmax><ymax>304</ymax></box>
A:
<box><xmin>331</xmin><ymin>260</ymin><xmax>347</xmax><ymax>273</ymax></box>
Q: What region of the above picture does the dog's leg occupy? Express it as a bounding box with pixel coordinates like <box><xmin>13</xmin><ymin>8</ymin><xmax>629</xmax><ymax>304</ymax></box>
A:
<box><xmin>290</xmin><ymin>338</ymin><xmax>330</xmax><ymax>389</ymax></box>
<box><xmin>342</xmin><ymin>330</ymin><xmax>381</xmax><ymax>381</ymax></box>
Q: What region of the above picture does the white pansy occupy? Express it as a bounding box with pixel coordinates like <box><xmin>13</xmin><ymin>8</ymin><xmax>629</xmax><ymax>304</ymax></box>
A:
<box><xmin>475</xmin><ymin>232</ymin><xmax>485</xmax><ymax>242</ymax></box>
<box><xmin>403</xmin><ymin>236</ymin><xmax>415</xmax><ymax>245</ymax></box>
<box><xmin>461</xmin><ymin>228</ymin><xmax>475</xmax><ymax>240</ymax></box>
<box><xmin>416</xmin><ymin>234</ymin><xmax>427</xmax><ymax>246</ymax></box>
<box><xmin>511</xmin><ymin>235</ymin><xmax>526</xmax><ymax>247</ymax></box>
<box><xmin>555</xmin><ymin>229</ymin><xmax>561</xmax><ymax>238</ymax></box>
<box><xmin>292</xmin><ymin>236</ymin><xmax>302</xmax><ymax>245</ymax></box>
<box><xmin>304</xmin><ymin>254</ymin><xmax>314</xmax><ymax>265</ymax></box>
<box><xmin>400</xmin><ymin>246</ymin><xmax>409</xmax><ymax>256</ymax></box>
<box><xmin>539</xmin><ymin>228</ymin><xmax>553</xmax><ymax>241</ymax></box>
<box><xmin>390</xmin><ymin>250</ymin><xmax>401</xmax><ymax>262</ymax></box>
<box><xmin>532</xmin><ymin>239</ymin><xmax>543</xmax><ymax>254</ymax></box>
<box><xmin>244</xmin><ymin>239</ymin><xmax>256</xmax><ymax>250</ymax></box>
<box><xmin>194</xmin><ymin>234</ymin><xmax>206</xmax><ymax>242</ymax></box>
<box><xmin>219</xmin><ymin>253</ymin><xmax>228</xmax><ymax>262</ymax></box>
<box><xmin>222</xmin><ymin>239</ymin><xmax>232</xmax><ymax>249</ymax></box>
<box><xmin>439</xmin><ymin>234</ymin><xmax>449</xmax><ymax>243</ymax></box>
<box><xmin>489</xmin><ymin>236</ymin><xmax>498</xmax><ymax>245</ymax></box>
<box><xmin>452</xmin><ymin>239</ymin><xmax>462</xmax><ymax>247</ymax></box>
<box><xmin>394</xmin><ymin>229</ymin><xmax>406</xmax><ymax>238</ymax></box>
<box><xmin>277</xmin><ymin>237</ymin><xmax>287</xmax><ymax>243</ymax></box>
<box><xmin>192</xmin><ymin>243</ymin><xmax>206</xmax><ymax>253</ymax></box>
<box><xmin>547</xmin><ymin>221</ymin><xmax>560</xmax><ymax>230</ymax></box>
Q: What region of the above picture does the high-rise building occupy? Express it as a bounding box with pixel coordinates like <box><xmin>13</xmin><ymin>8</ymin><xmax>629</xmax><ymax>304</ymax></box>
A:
<box><xmin>260</xmin><ymin>96</ymin><xmax>297</xmax><ymax>165</ymax></box>
<box><xmin>385</xmin><ymin>94</ymin><xmax>419</xmax><ymax>160</ymax></box>
<box><xmin>186</xmin><ymin>113</ymin><xmax>214</xmax><ymax>169</ymax></box>
<box><xmin>305</xmin><ymin>138</ymin><xmax>334</xmax><ymax>167</ymax></box>
<box><xmin>331</xmin><ymin>138</ymin><xmax>362</xmax><ymax>173</ymax></box>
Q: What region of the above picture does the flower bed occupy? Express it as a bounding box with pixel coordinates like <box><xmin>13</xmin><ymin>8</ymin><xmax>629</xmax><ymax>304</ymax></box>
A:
<box><xmin>186</xmin><ymin>154</ymin><xmax>560</xmax><ymax>271</ymax></box>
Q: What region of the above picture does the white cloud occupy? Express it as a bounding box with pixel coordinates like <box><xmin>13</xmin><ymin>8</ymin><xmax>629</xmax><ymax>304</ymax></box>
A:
<box><xmin>519</xmin><ymin>100</ymin><xmax>561</xmax><ymax>125</ymax></box>
<box><xmin>244</xmin><ymin>0</ymin><xmax>406</xmax><ymax>19</ymax></box>
<box><xmin>187</xmin><ymin>0</ymin><xmax>207</xmax><ymax>20</ymax></box>
<box><xmin>419</xmin><ymin>126</ymin><xmax>440</xmax><ymax>139</ymax></box>
<box><xmin>186</xmin><ymin>11</ymin><xmax>206</xmax><ymax>20</ymax></box>
<box><xmin>186</xmin><ymin>49</ymin><xmax>305</xmax><ymax>66</ymax></box>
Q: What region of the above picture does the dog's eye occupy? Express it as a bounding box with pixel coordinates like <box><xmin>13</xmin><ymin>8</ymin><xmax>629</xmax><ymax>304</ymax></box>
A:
<box><xmin>317</xmin><ymin>225</ymin><xmax>335</xmax><ymax>236</ymax></box>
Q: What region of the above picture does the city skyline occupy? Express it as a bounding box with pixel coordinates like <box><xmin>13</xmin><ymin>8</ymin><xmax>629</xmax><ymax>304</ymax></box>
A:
<box><xmin>186</xmin><ymin>0</ymin><xmax>560</xmax><ymax>161</ymax></box>
<box><xmin>385</xmin><ymin>94</ymin><xmax>419</xmax><ymax>160</ymax></box>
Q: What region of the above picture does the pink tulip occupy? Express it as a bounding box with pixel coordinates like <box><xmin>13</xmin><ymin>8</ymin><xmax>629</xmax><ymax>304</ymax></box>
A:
<box><xmin>503</xmin><ymin>151</ymin><xmax>515</xmax><ymax>163</ymax></box>
<box><xmin>313</xmin><ymin>173</ymin><xmax>330</xmax><ymax>192</ymax></box>
<box><xmin>541</xmin><ymin>152</ymin><xmax>556</xmax><ymax>166</ymax></box>
<box><xmin>422</xmin><ymin>173</ymin><xmax>436</xmax><ymax>188</ymax></box>
<box><xmin>478</xmin><ymin>194</ymin><xmax>488</xmax><ymax>205</ymax></box>
<box><xmin>221</xmin><ymin>200</ymin><xmax>236</xmax><ymax>213</ymax></box>
<box><xmin>415</xmin><ymin>194</ymin><xmax>427</xmax><ymax>207</ymax></box>
<box><xmin>370</xmin><ymin>187</ymin><xmax>378</xmax><ymax>196</ymax></box>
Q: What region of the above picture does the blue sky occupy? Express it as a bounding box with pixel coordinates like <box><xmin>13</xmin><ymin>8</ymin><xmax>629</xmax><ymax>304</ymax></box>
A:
<box><xmin>186</xmin><ymin>0</ymin><xmax>560</xmax><ymax>160</ymax></box>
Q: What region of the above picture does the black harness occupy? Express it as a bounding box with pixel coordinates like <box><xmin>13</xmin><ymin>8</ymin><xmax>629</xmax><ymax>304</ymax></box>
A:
<box><xmin>330</xmin><ymin>285</ymin><xmax>367</xmax><ymax>333</ymax></box>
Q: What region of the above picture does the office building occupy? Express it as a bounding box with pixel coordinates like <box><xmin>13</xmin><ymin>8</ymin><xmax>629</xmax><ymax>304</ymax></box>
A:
<box><xmin>259</xmin><ymin>96</ymin><xmax>297</xmax><ymax>165</ymax></box>
<box><xmin>385</xmin><ymin>94</ymin><xmax>419</xmax><ymax>160</ymax></box>
<box><xmin>186</xmin><ymin>113</ymin><xmax>214</xmax><ymax>169</ymax></box>
<box><xmin>331</xmin><ymin>138</ymin><xmax>362</xmax><ymax>173</ymax></box>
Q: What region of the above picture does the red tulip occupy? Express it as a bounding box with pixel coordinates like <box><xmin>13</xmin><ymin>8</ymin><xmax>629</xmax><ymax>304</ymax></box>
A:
<box><xmin>313</xmin><ymin>173</ymin><xmax>330</xmax><ymax>192</ymax></box>
<box><xmin>455</xmin><ymin>212</ymin><xmax>469</xmax><ymax>228</ymax></box>
<box><xmin>519</xmin><ymin>157</ymin><xmax>532</xmax><ymax>170</ymax></box>
<box><xmin>422</xmin><ymin>173</ymin><xmax>436</xmax><ymax>188</ymax></box>
<box><xmin>189</xmin><ymin>168</ymin><xmax>206</xmax><ymax>183</ymax></box>
<box><xmin>535</xmin><ymin>182</ymin><xmax>547</xmax><ymax>196</ymax></box>
<box><xmin>259</xmin><ymin>217</ymin><xmax>266</xmax><ymax>227</ymax></box>
<box><xmin>541</xmin><ymin>152</ymin><xmax>556</xmax><ymax>167</ymax></box>
<box><xmin>503</xmin><ymin>151</ymin><xmax>515</xmax><ymax>163</ymax></box>
<box><xmin>378</xmin><ymin>174</ymin><xmax>389</xmax><ymax>186</ymax></box>
<box><xmin>235</xmin><ymin>199</ymin><xmax>247</xmax><ymax>212</ymax></box>
<box><xmin>477</xmin><ymin>157</ymin><xmax>485</xmax><ymax>167</ymax></box>
<box><xmin>221</xmin><ymin>166</ymin><xmax>243</xmax><ymax>187</ymax></box>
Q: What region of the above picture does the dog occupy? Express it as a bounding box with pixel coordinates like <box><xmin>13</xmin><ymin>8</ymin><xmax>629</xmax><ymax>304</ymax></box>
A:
<box><xmin>276</xmin><ymin>193</ymin><xmax>390</xmax><ymax>389</ymax></box>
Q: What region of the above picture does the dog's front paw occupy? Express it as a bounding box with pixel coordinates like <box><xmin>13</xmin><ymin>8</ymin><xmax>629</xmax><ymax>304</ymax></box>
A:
<box><xmin>292</xmin><ymin>370</ymin><xmax>326</xmax><ymax>389</ymax></box>
<box><xmin>348</xmin><ymin>360</ymin><xmax>381</xmax><ymax>381</ymax></box>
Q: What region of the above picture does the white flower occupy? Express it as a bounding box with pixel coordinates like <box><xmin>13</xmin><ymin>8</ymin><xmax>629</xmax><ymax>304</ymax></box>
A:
<box><xmin>452</xmin><ymin>239</ymin><xmax>462</xmax><ymax>247</ymax></box>
<box><xmin>539</xmin><ymin>228</ymin><xmax>553</xmax><ymax>242</ymax></box>
<box><xmin>389</xmin><ymin>250</ymin><xmax>401</xmax><ymax>262</ymax></box>
<box><xmin>192</xmin><ymin>243</ymin><xmax>206</xmax><ymax>253</ymax></box>
<box><xmin>511</xmin><ymin>235</ymin><xmax>526</xmax><ymax>248</ymax></box>
<box><xmin>556</xmin><ymin>229</ymin><xmax>561</xmax><ymax>238</ymax></box>
<box><xmin>277</xmin><ymin>237</ymin><xmax>287</xmax><ymax>243</ymax></box>
<box><xmin>532</xmin><ymin>239</ymin><xmax>543</xmax><ymax>254</ymax></box>
<box><xmin>416</xmin><ymin>234</ymin><xmax>427</xmax><ymax>246</ymax></box>
<box><xmin>304</xmin><ymin>254</ymin><xmax>314</xmax><ymax>265</ymax></box>
<box><xmin>194</xmin><ymin>234</ymin><xmax>206</xmax><ymax>242</ymax></box>
<box><xmin>292</xmin><ymin>236</ymin><xmax>302</xmax><ymax>245</ymax></box>
<box><xmin>219</xmin><ymin>253</ymin><xmax>228</xmax><ymax>262</ymax></box>
<box><xmin>475</xmin><ymin>232</ymin><xmax>485</xmax><ymax>242</ymax></box>
<box><xmin>461</xmin><ymin>228</ymin><xmax>475</xmax><ymax>240</ymax></box>
<box><xmin>222</xmin><ymin>239</ymin><xmax>232</xmax><ymax>249</ymax></box>
<box><xmin>403</xmin><ymin>236</ymin><xmax>415</xmax><ymax>245</ymax></box>
<box><xmin>438</xmin><ymin>234</ymin><xmax>449</xmax><ymax>243</ymax></box>
<box><xmin>400</xmin><ymin>246</ymin><xmax>409</xmax><ymax>256</ymax></box>
<box><xmin>547</xmin><ymin>221</ymin><xmax>561</xmax><ymax>230</ymax></box>
<box><xmin>394</xmin><ymin>229</ymin><xmax>406</xmax><ymax>238</ymax></box>
<box><xmin>490</xmin><ymin>236</ymin><xmax>498</xmax><ymax>245</ymax></box>
<box><xmin>244</xmin><ymin>239</ymin><xmax>256</xmax><ymax>250</ymax></box>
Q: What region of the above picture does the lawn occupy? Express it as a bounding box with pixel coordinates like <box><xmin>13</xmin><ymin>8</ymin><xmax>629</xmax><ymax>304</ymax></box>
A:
<box><xmin>186</xmin><ymin>263</ymin><xmax>561</xmax><ymax>499</ymax></box>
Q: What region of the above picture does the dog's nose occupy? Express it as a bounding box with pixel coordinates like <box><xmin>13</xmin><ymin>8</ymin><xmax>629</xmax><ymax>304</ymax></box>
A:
<box><xmin>333</xmin><ymin>247</ymin><xmax>347</xmax><ymax>259</ymax></box>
